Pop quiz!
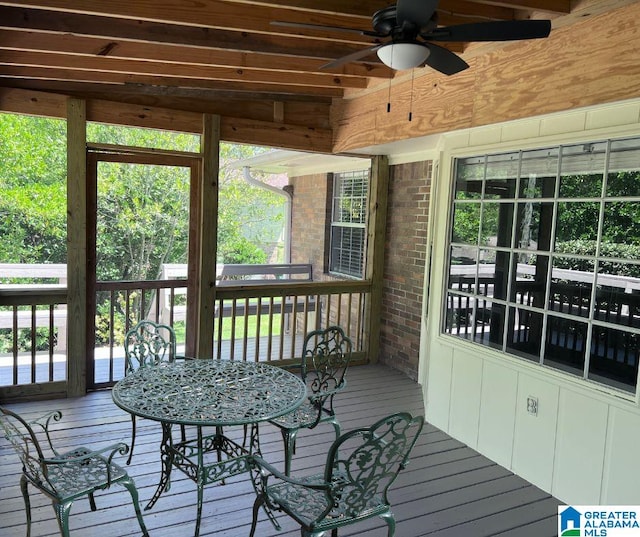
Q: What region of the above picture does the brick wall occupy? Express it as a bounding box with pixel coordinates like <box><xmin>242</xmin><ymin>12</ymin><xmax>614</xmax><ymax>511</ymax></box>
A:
<box><xmin>289</xmin><ymin>161</ymin><xmax>432</xmax><ymax>380</ymax></box>
<box><xmin>289</xmin><ymin>173</ymin><xmax>331</xmax><ymax>279</ymax></box>
<box><xmin>379</xmin><ymin>160</ymin><xmax>432</xmax><ymax>380</ymax></box>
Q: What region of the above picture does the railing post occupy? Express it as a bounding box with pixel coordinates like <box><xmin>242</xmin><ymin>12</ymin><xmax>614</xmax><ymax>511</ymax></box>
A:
<box><xmin>365</xmin><ymin>155</ymin><xmax>390</xmax><ymax>364</ymax></box>
<box><xmin>194</xmin><ymin>114</ymin><xmax>220</xmax><ymax>358</ymax></box>
<box><xmin>67</xmin><ymin>97</ymin><xmax>88</xmax><ymax>396</ymax></box>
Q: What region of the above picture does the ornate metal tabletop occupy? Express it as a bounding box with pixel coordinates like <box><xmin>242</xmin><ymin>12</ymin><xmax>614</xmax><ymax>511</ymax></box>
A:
<box><xmin>111</xmin><ymin>359</ymin><xmax>307</xmax><ymax>426</ymax></box>
<box><xmin>111</xmin><ymin>358</ymin><xmax>306</xmax><ymax>536</ymax></box>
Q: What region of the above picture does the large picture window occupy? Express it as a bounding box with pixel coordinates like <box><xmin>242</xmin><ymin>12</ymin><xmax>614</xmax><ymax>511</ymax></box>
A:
<box><xmin>444</xmin><ymin>137</ymin><xmax>640</xmax><ymax>394</ymax></box>
<box><xmin>329</xmin><ymin>170</ymin><xmax>369</xmax><ymax>278</ymax></box>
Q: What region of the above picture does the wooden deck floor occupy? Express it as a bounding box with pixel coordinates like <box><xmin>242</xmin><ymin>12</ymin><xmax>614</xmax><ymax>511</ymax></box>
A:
<box><xmin>0</xmin><ymin>364</ymin><xmax>561</xmax><ymax>536</ymax></box>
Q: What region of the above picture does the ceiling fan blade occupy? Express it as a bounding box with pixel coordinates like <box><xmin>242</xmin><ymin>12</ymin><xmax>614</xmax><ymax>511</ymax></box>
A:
<box><xmin>427</xmin><ymin>19</ymin><xmax>552</xmax><ymax>42</ymax></box>
<box><xmin>396</xmin><ymin>0</ymin><xmax>439</xmax><ymax>29</ymax></box>
<box><xmin>320</xmin><ymin>45</ymin><xmax>382</xmax><ymax>70</ymax></box>
<box><xmin>423</xmin><ymin>43</ymin><xmax>469</xmax><ymax>75</ymax></box>
<box><xmin>271</xmin><ymin>20</ymin><xmax>382</xmax><ymax>37</ymax></box>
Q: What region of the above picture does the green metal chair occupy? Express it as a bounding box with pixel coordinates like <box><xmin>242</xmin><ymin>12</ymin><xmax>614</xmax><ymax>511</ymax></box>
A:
<box><xmin>124</xmin><ymin>319</ymin><xmax>181</xmax><ymax>464</ymax></box>
<box><xmin>269</xmin><ymin>325</ymin><xmax>353</xmax><ymax>475</ymax></box>
<box><xmin>0</xmin><ymin>406</ymin><xmax>149</xmax><ymax>537</ymax></box>
<box><xmin>250</xmin><ymin>412</ymin><xmax>424</xmax><ymax>537</ymax></box>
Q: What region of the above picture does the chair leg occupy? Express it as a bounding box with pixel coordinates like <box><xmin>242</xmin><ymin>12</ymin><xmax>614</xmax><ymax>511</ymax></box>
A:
<box><xmin>20</xmin><ymin>477</ymin><xmax>31</xmax><ymax>537</ymax></box>
<box><xmin>53</xmin><ymin>501</ymin><xmax>72</xmax><ymax>537</ymax></box>
<box><xmin>88</xmin><ymin>492</ymin><xmax>97</xmax><ymax>511</ymax></box>
<box><xmin>380</xmin><ymin>511</ymin><xmax>396</xmax><ymax>537</ymax></box>
<box><xmin>329</xmin><ymin>417</ymin><xmax>341</xmax><ymax>440</ymax></box>
<box><xmin>120</xmin><ymin>476</ymin><xmax>150</xmax><ymax>537</ymax></box>
<box><xmin>127</xmin><ymin>414</ymin><xmax>137</xmax><ymax>465</ymax></box>
<box><xmin>281</xmin><ymin>428</ymin><xmax>299</xmax><ymax>476</ymax></box>
<box><xmin>248</xmin><ymin>495</ymin><xmax>265</xmax><ymax>537</ymax></box>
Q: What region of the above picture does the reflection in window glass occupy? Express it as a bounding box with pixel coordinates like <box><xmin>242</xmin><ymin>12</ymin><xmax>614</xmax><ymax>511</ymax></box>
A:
<box><xmin>516</xmin><ymin>202</ymin><xmax>553</xmax><ymax>251</ymax></box>
<box><xmin>510</xmin><ymin>254</ymin><xmax>548</xmax><ymax>309</ymax></box>
<box><xmin>544</xmin><ymin>316</ymin><xmax>587</xmax><ymax>376</ymax></box>
<box><xmin>485</xmin><ymin>178</ymin><xmax>516</xmax><ymax>200</ymax></box>
<box><xmin>448</xmin><ymin>248</ymin><xmax>478</xmax><ymax>293</ymax></box>
<box><xmin>520</xmin><ymin>147</ymin><xmax>558</xmax><ymax>199</ymax></box>
<box><xmin>473</xmin><ymin>298</ymin><xmax>504</xmax><ymax>351</ymax></box>
<box><xmin>481</xmin><ymin>203</ymin><xmax>512</xmax><ymax>247</ymax></box>
<box><xmin>608</xmin><ymin>139</ymin><xmax>640</xmax><ymax>197</ymax></box>
<box><xmin>455</xmin><ymin>156</ymin><xmax>485</xmax><ymax>200</ymax></box>
<box><xmin>445</xmin><ymin>135</ymin><xmax>640</xmax><ymax>396</ymax></box>
<box><xmin>549</xmin><ymin>257</ymin><xmax>594</xmax><ymax>318</ymax></box>
<box><xmin>486</xmin><ymin>152</ymin><xmax>519</xmax><ymax>182</ymax></box>
<box><xmin>451</xmin><ymin>203</ymin><xmax>481</xmax><ymax>245</ymax></box>
<box><xmin>559</xmin><ymin>142</ymin><xmax>606</xmax><ymax>198</ymax></box>
<box><xmin>556</xmin><ymin>202</ymin><xmax>600</xmax><ymax>243</ymax></box>
<box><xmin>477</xmin><ymin>249</ymin><xmax>510</xmax><ymax>299</ymax></box>
<box><xmin>507</xmin><ymin>306</ymin><xmax>543</xmax><ymax>362</ymax></box>
<box><xmin>595</xmin><ymin>261</ymin><xmax>640</xmax><ymax>329</ymax></box>
<box><xmin>602</xmin><ymin>201</ymin><xmax>640</xmax><ymax>248</ymax></box>
<box><xmin>519</xmin><ymin>174</ymin><xmax>556</xmax><ymax>199</ymax></box>
<box><xmin>444</xmin><ymin>292</ymin><xmax>473</xmax><ymax>339</ymax></box>
<box><xmin>589</xmin><ymin>325</ymin><xmax>639</xmax><ymax>393</ymax></box>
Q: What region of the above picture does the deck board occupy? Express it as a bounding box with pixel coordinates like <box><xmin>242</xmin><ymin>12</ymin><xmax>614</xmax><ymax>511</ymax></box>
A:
<box><xmin>0</xmin><ymin>364</ymin><xmax>561</xmax><ymax>536</ymax></box>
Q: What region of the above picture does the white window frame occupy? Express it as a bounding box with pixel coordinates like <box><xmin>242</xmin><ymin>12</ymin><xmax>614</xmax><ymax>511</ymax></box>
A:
<box><xmin>329</xmin><ymin>170</ymin><xmax>369</xmax><ymax>278</ymax></box>
<box><xmin>443</xmin><ymin>136</ymin><xmax>640</xmax><ymax>395</ymax></box>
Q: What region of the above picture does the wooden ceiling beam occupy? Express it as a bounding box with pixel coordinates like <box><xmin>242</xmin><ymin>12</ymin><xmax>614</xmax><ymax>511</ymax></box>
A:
<box><xmin>212</xmin><ymin>1</ymin><xmax>391</xmax><ymax>17</ymax></box>
<box><xmin>0</xmin><ymin>0</ymin><xmax>375</xmax><ymax>43</ymax></box>
<box><xmin>0</xmin><ymin>6</ymin><xmax>380</xmax><ymax>62</ymax></box>
<box><xmin>0</xmin><ymin>66</ymin><xmax>345</xmax><ymax>97</ymax></box>
<box><xmin>0</xmin><ymin>50</ymin><xmax>368</xmax><ymax>90</ymax></box>
<box><xmin>438</xmin><ymin>0</ymin><xmax>516</xmax><ymax>20</ymax></box>
<box><xmin>0</xmin><ymin>28</ymin><xmax>392</xmax><ymax>79</ymax></box>
<box><xmin>467</xmin><ymin>0</ymin><xmax>570</xmax><ymax>14</ymax></box>
<box><xmin>0</xmin><ymin>86</ymin><xmax>333</xmax><ymax>151</ymax></box>
<box><xmin>0</xmin><ymin>78</ymin><xmax>334</xmax><ymax>107</ymax></box>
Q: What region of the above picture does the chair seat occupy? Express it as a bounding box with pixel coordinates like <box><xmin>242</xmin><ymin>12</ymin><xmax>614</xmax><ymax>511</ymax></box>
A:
<box><xmin>43</xmin><ymin>447</ymin><xmax>128</xmax><ymax>501</ymax></box>
<box><xmin>267</xmin><ymin>472</ymin><xmax>388</xmax><ymax>532</ymax></box>
<box><xmin>269</xmin><ymin>400</ymin><xmax>320</xmax><ymax>430</ymax></box>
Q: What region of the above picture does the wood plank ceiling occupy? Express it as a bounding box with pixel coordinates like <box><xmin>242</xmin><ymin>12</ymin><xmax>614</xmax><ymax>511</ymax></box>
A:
<box><xmin>0</xmin><ymin>1</ymin><xmax>630</xmax><ymax>149</ymax></box>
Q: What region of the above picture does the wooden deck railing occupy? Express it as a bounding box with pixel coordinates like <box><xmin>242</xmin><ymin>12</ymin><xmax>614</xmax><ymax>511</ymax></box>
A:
<box><xmin>0</xmin><ymin>264</ymin><xmax>371</xmax><ymax>391</ymax></box>
<box><xmin>0</xmin><ymin>286</ymin><xmax>67</xmax><ymax>386</ymax></box>
<box><xmin>91</xmin><ymin>278</ymin><xmax>370</xmax><ymax>388</ymax></box>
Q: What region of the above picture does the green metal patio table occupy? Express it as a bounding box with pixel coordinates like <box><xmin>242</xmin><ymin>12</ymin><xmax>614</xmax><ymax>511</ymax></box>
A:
<box><xmin>111</xmin><ymin>358</ymin><xmax>307</xmax><ymax>536</ymax></box>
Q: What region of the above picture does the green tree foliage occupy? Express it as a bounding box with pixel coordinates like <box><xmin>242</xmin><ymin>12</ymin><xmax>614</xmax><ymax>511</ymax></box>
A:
<box><xmin>0</xmin><ymin>114</ymin><xmax>284</xmax><ymax>278</ymax></box>
<box><xmin>0</xmin><ymin>115</ymin><xmax>67</xmax><ymax>262</ymax></box>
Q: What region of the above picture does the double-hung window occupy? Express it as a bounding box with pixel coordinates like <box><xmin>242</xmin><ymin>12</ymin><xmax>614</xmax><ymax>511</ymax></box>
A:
<box><xmin>444</xmin><ymin>137</ymin><xmax>640</xmax><ymax>395</ymax></box>
<box><xmin>329</xmin><ymin>170</ymin><xmax>369</xmax><ymax>278</ymax></box>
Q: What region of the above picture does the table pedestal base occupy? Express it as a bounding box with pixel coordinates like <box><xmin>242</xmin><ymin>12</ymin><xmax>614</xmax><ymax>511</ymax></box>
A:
<box><xmin>146</xmin><ymin>423</ymin><xmax>264</xmax><ymax>537</ymax></box>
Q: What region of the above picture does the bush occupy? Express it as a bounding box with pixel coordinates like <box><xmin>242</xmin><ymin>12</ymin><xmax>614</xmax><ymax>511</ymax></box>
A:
<box><xmin>554</xmin><ymin>240</ymin><xmax>640</xmax><ymax>278</ymax></box>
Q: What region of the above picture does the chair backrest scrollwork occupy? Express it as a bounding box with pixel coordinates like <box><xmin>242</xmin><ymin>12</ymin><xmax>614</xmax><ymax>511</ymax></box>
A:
<box><xmin>323</xmin><ymin>412</ymin><xmax>424</xmax><ymax>520</ymax></box>
<box><xmin>124</xmin><ymin>320</ymin><xmax>177</xmax><ymax>374</ymax></box>
<box><xmin>0</xmin><ymin>407</ymin><xmax>61</xmax><ymax>492</ymax></box>
<box><xmin>302</xmin><ymin>325</ymin><xmax>352</xmax><ymax>397</ymax></box>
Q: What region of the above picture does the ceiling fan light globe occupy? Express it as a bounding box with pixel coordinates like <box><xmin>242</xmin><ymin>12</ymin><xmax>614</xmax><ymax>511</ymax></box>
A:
<box><xmin>377</xmin><ymin>42</ymin><xmax>430</xmax><ymax>70</ymax></box>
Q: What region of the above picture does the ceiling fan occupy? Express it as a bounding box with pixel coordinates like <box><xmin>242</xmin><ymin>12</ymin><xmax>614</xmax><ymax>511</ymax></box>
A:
<box><xmin>273</xmin><ymin>0</ymin><xmax>552</xmax><ymax>75</ymax></box>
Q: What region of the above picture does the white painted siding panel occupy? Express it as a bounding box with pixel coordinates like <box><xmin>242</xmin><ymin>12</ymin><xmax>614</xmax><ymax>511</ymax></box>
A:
<box><xmin>601</xmin><ymin>407</ymin><xmax>640</xmax><ymax>504</ymax></box>
<box><xmin>477</xmin><ymin>361</ymin><xmax>518</xmax><ymax>468</ymax></box>
<box><xmin>448</xmin><ymin>350</ymin><xmax>483</xmax><ymax>448</ymax></box>
<box><xmin>552</xmin><ymin>390</ymin><xmax>608</xmax><ymax>503</ymax></box>
<box><xmin>512</xmin><ymin>374</ymin><xmax>559</xmax><ymax>493</ymax></box>
<box><xmin>425</xmin><ymin>342</ymin><xmax>453</xmax><ymax>431</ymax></box>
